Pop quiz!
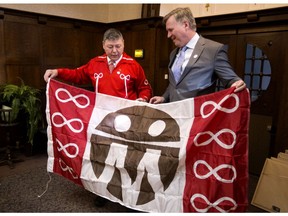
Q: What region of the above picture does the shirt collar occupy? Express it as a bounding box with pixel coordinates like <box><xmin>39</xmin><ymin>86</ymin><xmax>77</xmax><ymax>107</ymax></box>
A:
<box><xmin>186</xmin><ymin>33</ymin><xmax>200</xmax><ymax>50</ymax></box>
<box><xmin>107</xmin><ymin>55</ymin><xmax>123</xmax><ymax>66</ymax></box>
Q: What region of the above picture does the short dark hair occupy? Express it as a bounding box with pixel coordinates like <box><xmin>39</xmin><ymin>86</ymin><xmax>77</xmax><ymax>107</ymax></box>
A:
<box><xmin>163</xmin><ymin>7</ymin><xmax>197</xmax><ymax>31</ymax></box>
<box><xmin>103</xmin><ymin>28</ymin><xmax>123</xmax><ymax>42</ymax></box>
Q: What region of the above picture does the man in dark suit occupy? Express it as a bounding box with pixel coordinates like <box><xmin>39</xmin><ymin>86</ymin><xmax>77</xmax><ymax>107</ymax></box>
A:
<box><xmin>150</xmin><ymin>7</ymin><xmax>246</xmax><ymax>104</ymax></box>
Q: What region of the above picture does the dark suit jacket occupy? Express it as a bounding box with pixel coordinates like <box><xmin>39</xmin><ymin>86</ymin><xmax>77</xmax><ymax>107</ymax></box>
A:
<box><xmin>162</xmin><ymin>36</ymin><xmax>241</xmax><ymax>102</ymax></box>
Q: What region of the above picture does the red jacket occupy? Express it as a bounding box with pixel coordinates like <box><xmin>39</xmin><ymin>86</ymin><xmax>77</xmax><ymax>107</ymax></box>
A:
<box><xmin>57</xmin><ymin>53</ymin><xmax>152</xmax><ymax>101</ymax></box>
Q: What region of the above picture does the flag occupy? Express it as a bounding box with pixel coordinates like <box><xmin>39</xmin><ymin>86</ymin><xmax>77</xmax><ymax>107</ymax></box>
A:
<box><xmin>46</xmin><ymin>78</ymin><xmax>250</xmax><ymax>212</ymax></box>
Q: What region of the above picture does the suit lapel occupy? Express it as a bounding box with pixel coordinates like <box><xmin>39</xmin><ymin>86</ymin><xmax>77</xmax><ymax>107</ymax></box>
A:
<box><xmin>178</xmin><ymin>37</ymin><xmax>205</xmax><ymax>83</ymax></box>
<box><xmin>169</xmin><ymin>48</ymin><xmax>179</xmax><ymax>70</ymax></box>
<box><xmin>169</xmin><ymin>48</ymin><xmax>180</xmax><ymax>85</ymax></box>
<box><xmin>187</xmin><ymin>37</ymin><xmax>205</xmax><ymax>67</ymax></box>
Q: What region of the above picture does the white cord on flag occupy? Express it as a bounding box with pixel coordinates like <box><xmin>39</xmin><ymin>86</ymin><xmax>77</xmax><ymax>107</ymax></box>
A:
<box><xmin>37</xmin><ymin>172</ymin><xmax>52</xmax><ymax>198</ymax></box>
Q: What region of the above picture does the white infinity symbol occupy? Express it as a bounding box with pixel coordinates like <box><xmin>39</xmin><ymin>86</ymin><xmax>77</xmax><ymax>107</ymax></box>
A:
<box><xmin>200</xmin><ymin>93</ymin><xmax>239</xmax><ymax>118</ymax></box>
<box><xmin>55</xmin><ymin>88</ymin><xmax>90</xmax><ymax>108</ymax></box>
<box><xmin>56</xmin><ymin>138</ymin><xmax>79</xmax><ymax>158</ymax></box>
<box><xmin>52</xmin><ymin>112</ymin><xmax>84</xmax><ymax>133</ymax></box>
<box><xmin>193</xmin><ymin>160</ymin><xmax>237</xmax><ymax>183</ymax></box>
<box><xmin>194</xmin><ymin>129</ymin><xmax>236</xmax><ymax>149</ymax></box>
<box><xmin>191</xmin><ymin>193</ymin><xmax>237</xmax><ymax>213</ymax></box>
<box><xmin>58</xmin><ymin>158</ymin><xmax>78</xmax><ymax>179</ymax></box>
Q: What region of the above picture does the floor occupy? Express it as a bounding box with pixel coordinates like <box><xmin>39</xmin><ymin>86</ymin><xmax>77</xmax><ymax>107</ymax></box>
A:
<box><xmin>0</xmin><ymin>149</ymin><xmax>266</xmax><ymax>213</ymax></box>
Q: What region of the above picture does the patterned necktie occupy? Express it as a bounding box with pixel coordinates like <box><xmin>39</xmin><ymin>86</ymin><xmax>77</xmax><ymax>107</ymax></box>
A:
<box><xmin>109</xmin><ymin>60</ymin><xmax>115</xmax><ymax>72</ymax></box>
<box><xmin>172</xmin><ymin>46</ymin><xmax>188</xmax><ymax>83</ymax></box>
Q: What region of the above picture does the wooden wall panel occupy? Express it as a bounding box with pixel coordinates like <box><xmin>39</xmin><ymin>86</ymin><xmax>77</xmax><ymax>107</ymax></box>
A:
<box><xmin>0</xmin><ymin>10</ymin><xmax>5</xmax><ymax>83</ymax></box>
<box><xmin>41</xmin><ymin>26</ymin><xmax>77</xmax><ymax>68</ymax></box>
<box><xmin>153</xmin><ymin>27</ymin><xmax>174</xmax><ymax>96</ymax></box>
<box><xmin>78</xmin><ymin>29</ymin><xmax>102</xmax><ymax>65</ymax></box>
<box><xmin>5</xmin><ymin>65</ymin><xmax>41</xmax><ymax>88</ymax></box>
<box><xmin>40</xmin><ymin>21</ymin><xmax>105</xmax><ymax>77</ymax></box>
<box><xmin>131</xmin><ymin>29</ymin><xmax>156</xmax><ymax>86</ymax></box>
<box><xmin>3</xmin><ymin>20</ymin><xmax>41</xmax><ymax>88</ymax></box>
<box><xmin>4</xmin><ymin>22</ymin><xmax>39</xmax><ymax>63</ymax></box>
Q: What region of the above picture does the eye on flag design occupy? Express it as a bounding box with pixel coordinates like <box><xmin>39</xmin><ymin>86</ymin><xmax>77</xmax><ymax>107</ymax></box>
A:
<box><xmin>46</xmin><ymin>78</ymin><xmax>250</xmax><ymax>213</ymax></box>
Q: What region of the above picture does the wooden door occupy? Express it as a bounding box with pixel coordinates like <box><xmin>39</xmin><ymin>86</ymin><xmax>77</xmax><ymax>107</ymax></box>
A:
<box><xmin>235</xmin><ymin>32</ymin><xmax>286</xmax><ymax>174</ymax></box>
<box><xmin>204</xmin><ymin>32</ymin><xmax>286</xmax><ymax>174</ymax></box>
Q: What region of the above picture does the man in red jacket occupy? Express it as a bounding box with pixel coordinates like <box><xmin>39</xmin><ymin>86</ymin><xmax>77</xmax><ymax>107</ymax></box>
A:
<box><xmin>44</xmin><ymin>28</ymin><xmax>152</xmax><ymax>102</ymax></box>
<box><xmin>44</xmin><ymin>28</ymin><xmax>152</xmax><ymax>207</ymax></box>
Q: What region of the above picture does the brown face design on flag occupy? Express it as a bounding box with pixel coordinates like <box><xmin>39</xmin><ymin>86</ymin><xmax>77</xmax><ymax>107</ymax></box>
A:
<box><xmin>90</xmin><ymin>105</ymin><xmax>180</xmax><ymax>205</ymax></box>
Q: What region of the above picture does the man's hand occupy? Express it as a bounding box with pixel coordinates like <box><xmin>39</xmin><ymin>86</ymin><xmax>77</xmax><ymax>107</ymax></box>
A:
<box><xmin>149</xmin><ymin>96</ymin><xmax>165</xmax><ymax>104</ymax></box>
<box><xmin>231</xmin><ymin>80</ymin><xmax>246</xmax><ymax>92</ymax></box>
<box><xmin>44</xmin><ymin>69</ymin><xmax>58</xmax><ymax>82</ymax></box>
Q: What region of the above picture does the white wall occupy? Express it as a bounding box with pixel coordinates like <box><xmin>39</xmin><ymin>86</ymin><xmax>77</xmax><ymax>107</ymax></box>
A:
<box><xmin>0</xmin><ymin>4</ymin><xmax>142</xmax><ymax>23</ymax></box>
<box><xmin>0</xmin><ymin>3</ymin><xmax>286</xmax><ymax>23</ymax></box>
<box><xmin>108</xmin><ymin>4</ymin><xmax>142</xmax><ymax>23</ymax></box>
<box><xmin>159</xmin><ymin>4</ymin><xmax>288</xmax><ymax>18</ymax></box>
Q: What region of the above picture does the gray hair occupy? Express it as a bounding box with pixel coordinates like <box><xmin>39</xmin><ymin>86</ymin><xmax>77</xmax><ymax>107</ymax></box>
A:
<box><xmin>163</xmin><ymin>7</ymin><xmax>197</xmax><ymax>31</ymax></box>
<box><xmin>103</xmin><ymin>28</ymin><xmax>123</xmax><ymax>42</ymax></box>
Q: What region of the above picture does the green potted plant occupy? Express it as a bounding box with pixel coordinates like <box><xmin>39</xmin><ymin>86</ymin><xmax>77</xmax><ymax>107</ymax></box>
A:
<box><xmin>0</xmin><ymin>79</ymin><xmax>43</xmax><ymax>148</ymax></box>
